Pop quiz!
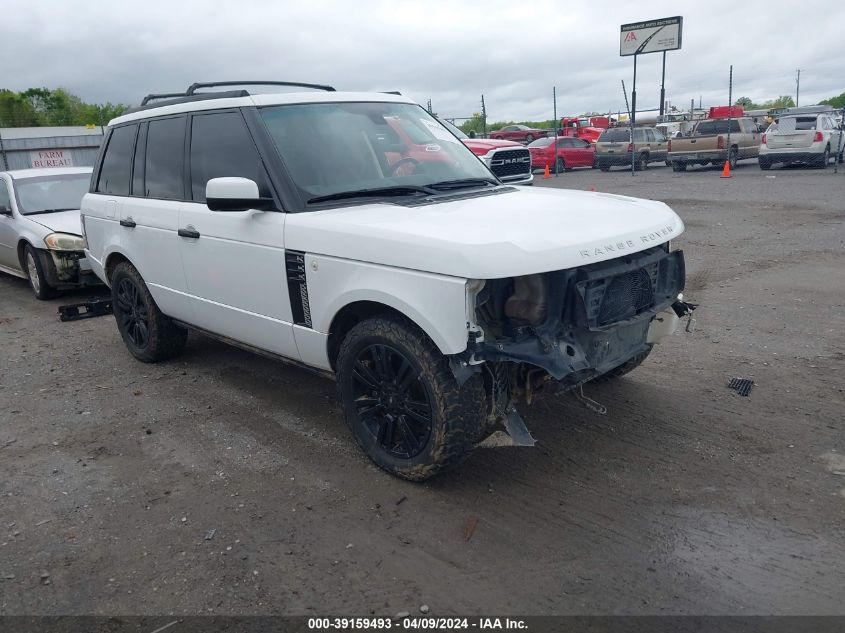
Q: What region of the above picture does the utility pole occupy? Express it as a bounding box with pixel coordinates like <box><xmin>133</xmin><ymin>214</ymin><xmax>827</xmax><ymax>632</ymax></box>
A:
<box><xmin>659</xmin><ymin>51</ymin><xmax>667</xmax><ymax>117</ymax></box>
<box><xmin>553</xmin><ymin>86</ymin><xmax>559</xmax><ymax>177</ymax></box>
<box><xmin>795</xmin><ymin>69</ymin><xmax>801</xmax><ymax>107</ymax></box>
<box><xmin>480</xmin><ymin>94</ymin><xmax>487</xmax><ymax>138</ymax></box>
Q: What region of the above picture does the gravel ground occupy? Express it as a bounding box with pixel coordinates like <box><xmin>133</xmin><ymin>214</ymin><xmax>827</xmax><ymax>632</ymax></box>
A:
<box><xmin>1</xmin><ymin>160</ymin><xmax>843</xmax><ymax>616</ymax></box>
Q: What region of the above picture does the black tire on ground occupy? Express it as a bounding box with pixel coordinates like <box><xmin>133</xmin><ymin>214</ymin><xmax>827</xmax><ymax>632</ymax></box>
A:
<box><xmin>110</xmin><ymin>261</ymin><xmax>187</xmax><ymax>363</ymax></box>
<box><xmin>728</xmin><ymin>148</ymin><xmax>738</xmax><ymax>169</ymax></box>
<box><xmin>556</xmin><ymin>157</ymin><xmax>566</xmax><ymax>173</ymax></box>
<box><xmin>524</xmin><ymin>134</ymin><xmax>534</xmax><ymax>143</ymax></box>
<box><xmin>23</xmin><ymin>244</ymin><xmax>56</xmax><ymax>300</ymax></box>
<box><xmin>817</xmin><ymin>146</ymin><xmax>830</xmax><ymax>169</ymax></box>
<box><xmin>336</xmin><ymin>315</ymin><xmax>486</xmax><ymax>481</ymax></box>
<box><xmin>636</xmin><ymin>153</ymin><xmax>648</xmax><ymax>171</ymax></box>
<box><xmin>599</xmin><ymin>163</ymin><xmax>610</xmax><ymax>172</ymax></box>
<box><xmin>665</xmin><ymin>160</ymin><xmax>671</xmax><ymax>167</ymax></box>
<box><xmin>594</xmin><ymin>346</ymin><xmax>653</xmax><ymax>382</ymax></box>
<box><xmin>672</xmin><ymin>161</ymin><xmax>687</xmax><ymax>172</ymax></box>
<box><xmin>759</xmin><ymin>158</ymin><xmax>771</xmax><ymax>170</ymax></box>
<box><xmin>838</xmin><ymin>149</ymin><xmax>844</xmax><ymax>164</ymax></box>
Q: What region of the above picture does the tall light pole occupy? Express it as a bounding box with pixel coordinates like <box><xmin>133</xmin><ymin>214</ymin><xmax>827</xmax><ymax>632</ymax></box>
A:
<box><xmin>796</xmin><ymin>69</ymin><xmax>801</xmax><ymax>107</ymax></box>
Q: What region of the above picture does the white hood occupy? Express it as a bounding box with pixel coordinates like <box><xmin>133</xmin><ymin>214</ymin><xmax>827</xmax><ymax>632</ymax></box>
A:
<box><xmin>286</xmin><ymin>187</ymin><xmax>684</xmax><ymax>278</ymax></box>
<box><xmin>25</xmin><ymin>210</ymin><xmax>83</xmax><ymax>236</ymax></box>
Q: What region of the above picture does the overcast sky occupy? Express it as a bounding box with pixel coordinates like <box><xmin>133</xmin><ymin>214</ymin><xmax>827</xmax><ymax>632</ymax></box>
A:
<box><xmin>2</xmin><ymin>0</ymin><xmax>842</xmax><ymax>121</ymax></box>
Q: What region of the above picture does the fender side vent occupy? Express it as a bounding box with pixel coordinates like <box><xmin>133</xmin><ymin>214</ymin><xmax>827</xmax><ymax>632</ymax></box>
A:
<box><xmin>285</xmin><ymin>250</ymin><xmax>312</xmax><ymax>328</ymax></box>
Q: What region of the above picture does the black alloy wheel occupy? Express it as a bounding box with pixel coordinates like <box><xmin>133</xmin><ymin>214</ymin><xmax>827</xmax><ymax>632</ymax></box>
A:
<box><xmin>115</xmin><ymin>277</ymin><xmax>150</xmax><ymax>350</ymax></box>
<box><xmin>350</xmin><ymin>343</ymin><xmax>433</xmax><ymax>459</ymax></box>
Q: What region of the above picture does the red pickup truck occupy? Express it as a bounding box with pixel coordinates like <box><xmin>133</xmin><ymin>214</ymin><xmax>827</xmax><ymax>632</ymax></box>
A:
<box><xmin>558</xmin><ymin>116</ymin><xmax>609</xmax><ymax>145</ymax></box>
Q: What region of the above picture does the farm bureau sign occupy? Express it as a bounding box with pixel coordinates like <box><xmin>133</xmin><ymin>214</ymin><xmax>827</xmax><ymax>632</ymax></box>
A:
<box><xmin>30</xmin><ymin>149</ymin><xmax>74</xmax><ymax>168</ymax></box>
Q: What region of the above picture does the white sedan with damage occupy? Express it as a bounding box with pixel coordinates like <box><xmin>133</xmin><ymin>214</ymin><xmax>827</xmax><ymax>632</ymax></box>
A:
<box><xmin>0</xmin><ymin>167</ymin><xmax>101</xmax><ymax>299</ymax></box>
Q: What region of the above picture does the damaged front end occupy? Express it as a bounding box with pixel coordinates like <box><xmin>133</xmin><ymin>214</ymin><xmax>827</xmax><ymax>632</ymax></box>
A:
<box><xmin>456</xmin><ymin>245</ymin><xmax>694</xmax><ymax>445</ymax></box>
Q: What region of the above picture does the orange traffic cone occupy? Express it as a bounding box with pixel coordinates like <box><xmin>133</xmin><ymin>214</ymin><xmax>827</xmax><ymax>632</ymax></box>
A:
<box><xmin>543</xmin><ymin>164</ymin><xmax>551</xmax><ymax>179</ymax></box>
<box><xmin>720</xmin><ymin>160</ymin><xmax>731</xmax><ymax>178</ymax></box>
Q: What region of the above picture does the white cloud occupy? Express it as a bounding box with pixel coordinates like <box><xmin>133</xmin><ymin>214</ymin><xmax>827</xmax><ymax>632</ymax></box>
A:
<box><xmin>1</xmin><ymin>0</ymin><xmax>841</xmax><ymax>121</ymax></box>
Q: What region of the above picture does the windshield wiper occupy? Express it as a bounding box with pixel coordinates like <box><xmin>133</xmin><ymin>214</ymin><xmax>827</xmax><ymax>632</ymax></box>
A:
<box><xmin>26</xmin><ymin>208</ymin><xmax>78</xmax><ymax>215</ymax></box>
<box><xmin>425</xmin><ymin>178</ymin><xmax>499</xmax><ymax>191</ymax></box>
<box><xmin>307</xmin><ymin>186</ymin><xmax>437</xmax><ymax>205</ymax></box>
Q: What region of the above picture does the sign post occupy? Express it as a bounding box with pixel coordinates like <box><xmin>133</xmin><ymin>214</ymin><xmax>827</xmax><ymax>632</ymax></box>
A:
<box><xmin>620</xmin><ymin>16</ymin><xmax>683</xmax><ymax>176</ymax></box>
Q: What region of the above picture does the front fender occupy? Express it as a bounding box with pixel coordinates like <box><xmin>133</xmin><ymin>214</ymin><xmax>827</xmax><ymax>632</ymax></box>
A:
<box><xmin>305</xmin><ymin>254</ymin><xmax>470</xmax><ymax>356</ymax></box>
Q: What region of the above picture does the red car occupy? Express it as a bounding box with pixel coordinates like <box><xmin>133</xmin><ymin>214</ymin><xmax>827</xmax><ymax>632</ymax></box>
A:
<box><xmin>489</xmin><ymin>124</ymin><xmax>548</xmax><ymax>143</ymax></box>
<box><xmin>528</xmin><ymin>136</ymin><xmax>596</xmax><ymax>172</ymax></box>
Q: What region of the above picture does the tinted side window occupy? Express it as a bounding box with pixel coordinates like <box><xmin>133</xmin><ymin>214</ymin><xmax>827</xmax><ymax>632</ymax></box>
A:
<box><xmin>96</xmin><ymin>124</ymin><xmax>137</xmax><ymax>195</ymax></box>
<box><xmin>145</xmin><ymin>116</ymin><xmax>186</xmax><ymax>199</ymax></box>
<box><xmin>189</xmin><ymin>112</ymin><xmax>271</xmax><ymax>202</ymax></box>
<box><xmin>645</xmin><ymin>129</ymin><xmax>656</xmax><ymax>142</ymax></box>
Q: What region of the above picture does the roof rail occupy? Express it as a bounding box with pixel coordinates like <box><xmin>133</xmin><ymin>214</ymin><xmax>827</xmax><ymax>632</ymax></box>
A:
<box><xmin>125</xmin><ymin>90</ymin><xmax>251</xmax><ymax>115</ymax></box>
<box><xmin>140</xmin><ymin>92</ymin><xmax>188</xmax><ymax>106</ymax></box>
<box><xmin>185</xmin><ymin>80</ymin><xmax>336</xmax><ymax>95</ymax></box>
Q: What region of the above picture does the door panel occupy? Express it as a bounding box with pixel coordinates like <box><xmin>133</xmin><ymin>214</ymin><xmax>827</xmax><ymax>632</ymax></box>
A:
<box><xmin>177</xmin><ymin>203</ymin><xmax>297</xmax><ymax>358</ymax></box>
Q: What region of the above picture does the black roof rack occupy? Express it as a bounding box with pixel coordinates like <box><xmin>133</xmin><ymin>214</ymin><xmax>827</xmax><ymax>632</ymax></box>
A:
<box><xmin>140</xmin><ymin>92</ymin><xmax>188</xmax><ymax>106</ymax></box>
<box><xmin>127</xmin><ymin>80</ymin><xmax>336</xmax><ymax>116</ymax></box>
<box><xmin>186</xmin><ymin>80</ymin><xmax>335</xmax><ymax>95</ymax></box>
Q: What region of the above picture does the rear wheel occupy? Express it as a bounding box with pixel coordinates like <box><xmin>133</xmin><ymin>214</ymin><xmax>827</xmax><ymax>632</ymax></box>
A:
<box><xmin>635</xmin><ymin>153</ymin><xmax>648</xmax><ymax>171</ymax></box>
<box><xmin>672</xmin><ymin>161</ymin><xmax>687</xmax><ymax>172</ymax></box>
<box><xmin>728</xmin><ymin>148</ymin><xmax>738</xmax><ymax>169</ymax></box>
<box><xmin>599</xmin><ymin>163</ymin><xmax>610</xmax><ymax>172</ymax></box>
<box><xmin>817</xmin><ymin>146</ymin><xmax>830</xmax><ymax>169</ymax></box>
<box><xmin>336</xmin><ymin>315</ymin><xmax>486</xmax><ymax>481</ymax></box>
<box><xmin>24</xmin><ymin>245</ymin><xmax>56</xmax><ymax>300</ymax></box>
<box><xmin>524</xmin><ymin>134</ymin><xmax>534</xmax><ymax>143</ymax></box>
<box><xmin>110</xmin><ymin>261</ymin><xmax>187</xmax><ymax>362</ymax></box>
<box><xmin>556</xmin><ymin>157</ymin><xmax>566</xmax><ymax>173</ymax></box>
<box><xmin>759</xmin><ymin>157</ymin><xmax>772</xmax><ymax>170</ymax></box>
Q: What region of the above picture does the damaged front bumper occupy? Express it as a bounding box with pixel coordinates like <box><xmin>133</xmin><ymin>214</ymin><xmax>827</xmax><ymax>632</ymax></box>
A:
<box><xmin>40</xmin><ymin>249</ymin><xmax>102</xmax><ymax>289</ymax></box>
<box><xmin>472</xmin><ymin>247</ymin><xmax>687</xmax><ymax>388</ymax></box>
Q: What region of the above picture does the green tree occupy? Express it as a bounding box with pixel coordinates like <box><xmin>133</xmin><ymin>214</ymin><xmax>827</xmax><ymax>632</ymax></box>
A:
<box><xmin>735</xmin><ymin>96</ymin><xmax>754</xmax><ymax>108</ymax></box>
<box><xmin>0</xmin><ymin>89</ymin><xmax>39</xmax><ymax>126</ymax></box>
<box><xmin>1</xmin><ymin>87</ymin><xmax>128</xmax><ymax>127</ymax></box>
<box><xmin>820</xmin><ymin>92</ymin><xmax>845</xmax><ymax>109</ymax></box>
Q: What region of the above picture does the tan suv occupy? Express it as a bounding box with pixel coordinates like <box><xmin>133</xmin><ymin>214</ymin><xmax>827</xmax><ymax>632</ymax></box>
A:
<box><xmin>596</xmin><ymin>127</ymin><xmax>669</xmax><ymax>171</ymax></box>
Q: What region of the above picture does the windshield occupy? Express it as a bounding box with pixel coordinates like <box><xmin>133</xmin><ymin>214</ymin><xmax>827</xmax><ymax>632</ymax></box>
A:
<box><xmin>439</xmin><ymin>119</ymin><xmax>469</xmax><ymax>139</ymax></box>
<box><xmin>598</xmin><ymin>129</ymin><xmax>631</xmax><ymax>142</ymax></box>
<box><xmin>259</xmin><ymin>102</ymin><xmax>494</xmax><ymax>204</ymax></box>
<box><xmin>13</xmin><ymin>173</ymin><xmax>91</xmax><ymax>215</ymax></box>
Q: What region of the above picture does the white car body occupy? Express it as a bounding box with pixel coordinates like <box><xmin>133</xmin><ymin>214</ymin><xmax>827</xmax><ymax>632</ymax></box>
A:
<box><xmin>759</xmin><ymin>112</ymin><xmax>844</xmax><ymax>167</ymax></box>
<box><xmin>0</xmin><ymin>167</ymin><xmax>98</xmax><ymax>297</ymax></box>
<box><xmin>81</xmin><ymin>84</ymin><xmax>690</xmax><ymax>479</ymax></box>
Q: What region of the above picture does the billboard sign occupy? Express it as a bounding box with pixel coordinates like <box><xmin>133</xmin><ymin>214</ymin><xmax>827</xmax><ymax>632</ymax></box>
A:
<box><xmin>620</xmin><ymin>16</ymin><xmax>683</xmax><ymax>56</ymax></box>
<box><xmin>30</xmin><ymin>149</ymin><xmax>74</xmax><ymax>168</ymax></box>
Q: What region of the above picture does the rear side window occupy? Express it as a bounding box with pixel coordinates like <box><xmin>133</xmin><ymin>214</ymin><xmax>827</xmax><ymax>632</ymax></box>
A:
<box><xmin>96</xmin><ymin>124</ymin><xmax>137</xmax><ymax>195</ymax></box>
<box><xmin>633</xmin><ymin>129</ymin><xmax>646</xmax><ymax>142</ymax></box>
<box><xmin>695</xmin><ymin>120</ymin><xmax>742</xmax><ymax>135</ymax></box>
<box><xmin>189</xmin><ymin>112</ymin><xmax>271</xmax><ymax>202</ymax></box>
<box><xmin>145</xmin><ymin>116</ymin><xmax>186</xmax><ymax>199</ymax></box>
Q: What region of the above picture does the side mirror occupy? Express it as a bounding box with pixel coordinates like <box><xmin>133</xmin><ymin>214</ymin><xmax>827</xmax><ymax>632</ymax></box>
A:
<box><xmin>206</xmin><ymin>177</ymin><xmax>274</xmax><ymax>212</ymax></box>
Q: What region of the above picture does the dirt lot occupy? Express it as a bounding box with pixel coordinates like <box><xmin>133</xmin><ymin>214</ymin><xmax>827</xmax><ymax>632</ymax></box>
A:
<box><xmin>1</xmin><ymin>161</ymin><xmax>844</xmax><ymax>616</ymax></box>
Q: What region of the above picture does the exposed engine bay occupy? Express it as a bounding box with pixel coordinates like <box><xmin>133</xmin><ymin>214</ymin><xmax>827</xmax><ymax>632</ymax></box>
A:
<box><xmin>456</xmin><ymin>244</ymin><xmax>694</xmax><ymax>441</ymax></box>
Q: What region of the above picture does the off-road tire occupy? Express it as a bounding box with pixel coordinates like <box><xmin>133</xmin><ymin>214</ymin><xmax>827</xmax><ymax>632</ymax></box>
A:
<box><xmin>594</xmin><ymin>346</ymin><xmax>653</xmax><ymax>382</ymax></box>
<box><xmin>110</xmin><ymin>261</ymin><xmax>187</xmax><ymax>363</ymax></box>
<box><xmin>24</xmin><ymin>244</ymin><xmax>56</xmax><ymax>300</ymax></box>
<box><xmin>336</xmin><ymin>315</ymin><xmax>486</xmax><ymax>481</ymax></box>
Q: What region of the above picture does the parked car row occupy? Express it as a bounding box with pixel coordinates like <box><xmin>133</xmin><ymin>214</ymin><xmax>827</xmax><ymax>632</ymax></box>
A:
<box><xmin>1</xmin><ymin>82</ymin><xmax>692</xmax><ymax>482</ymax></box>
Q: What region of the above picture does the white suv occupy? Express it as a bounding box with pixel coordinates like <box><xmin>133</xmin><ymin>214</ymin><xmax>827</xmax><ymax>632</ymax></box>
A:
<box><xmin>82</xmin><ymin>81</ymin><xmax>690</xmax><ymax>480</ymax></box>
<box><xmin>759</xmin><ymin>112</ymin><xmax>845</xmax><ymax>169</ymax></box>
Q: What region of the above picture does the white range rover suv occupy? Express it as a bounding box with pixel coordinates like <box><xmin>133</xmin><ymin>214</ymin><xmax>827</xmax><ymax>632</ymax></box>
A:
<box><xmin>82</xmin><ymin>81</ymin><xmax>691</xmax><ymax>480</ymax></box>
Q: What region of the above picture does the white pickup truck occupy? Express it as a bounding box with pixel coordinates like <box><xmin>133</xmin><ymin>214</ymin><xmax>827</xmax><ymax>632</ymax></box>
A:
<box><xmin>82</xmin><ymin>81</ymin><xmax>692</xmax><ymax>480</ymax></box>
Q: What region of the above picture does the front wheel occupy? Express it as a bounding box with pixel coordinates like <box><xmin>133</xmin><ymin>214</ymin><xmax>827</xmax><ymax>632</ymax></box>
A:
<box><xmin>728</xmin><ymin>148</ymin><xmax>738</xmax><ymax>169</ymax></box>
<box><xmin>635</xmin><ymin>153</ymin><xmax>648</xmax><ymax>171</ymax></box>
<box><xmin>24</xmin><ymin>245</ymin><xmax>56</xmax><ymax>300</ymax></box>
<box><xmin>817</xmin><ymin>146</ymin><xmax>830</xmax><ymax>169</ymax></box>
<box><xmin>336</xmin><ymin>315</ymin><xmax>486</xmax><ymax>481</ymax></box>
<box><xmin>556</xmin><ymin>157</ymin><xmax>566</xmax><ymax>173</ymax></box>
<box><xmin>111</xmin><ymin>261</ymin><xmax>187</xmax><ymax>363</ymax></box>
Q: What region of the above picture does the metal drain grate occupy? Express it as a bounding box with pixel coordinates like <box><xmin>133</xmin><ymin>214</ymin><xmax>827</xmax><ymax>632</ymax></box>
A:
<box><xmin>728</xmin><ymin>377</ymin><xmax>754</xmax><ymax>397</ymax></box>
